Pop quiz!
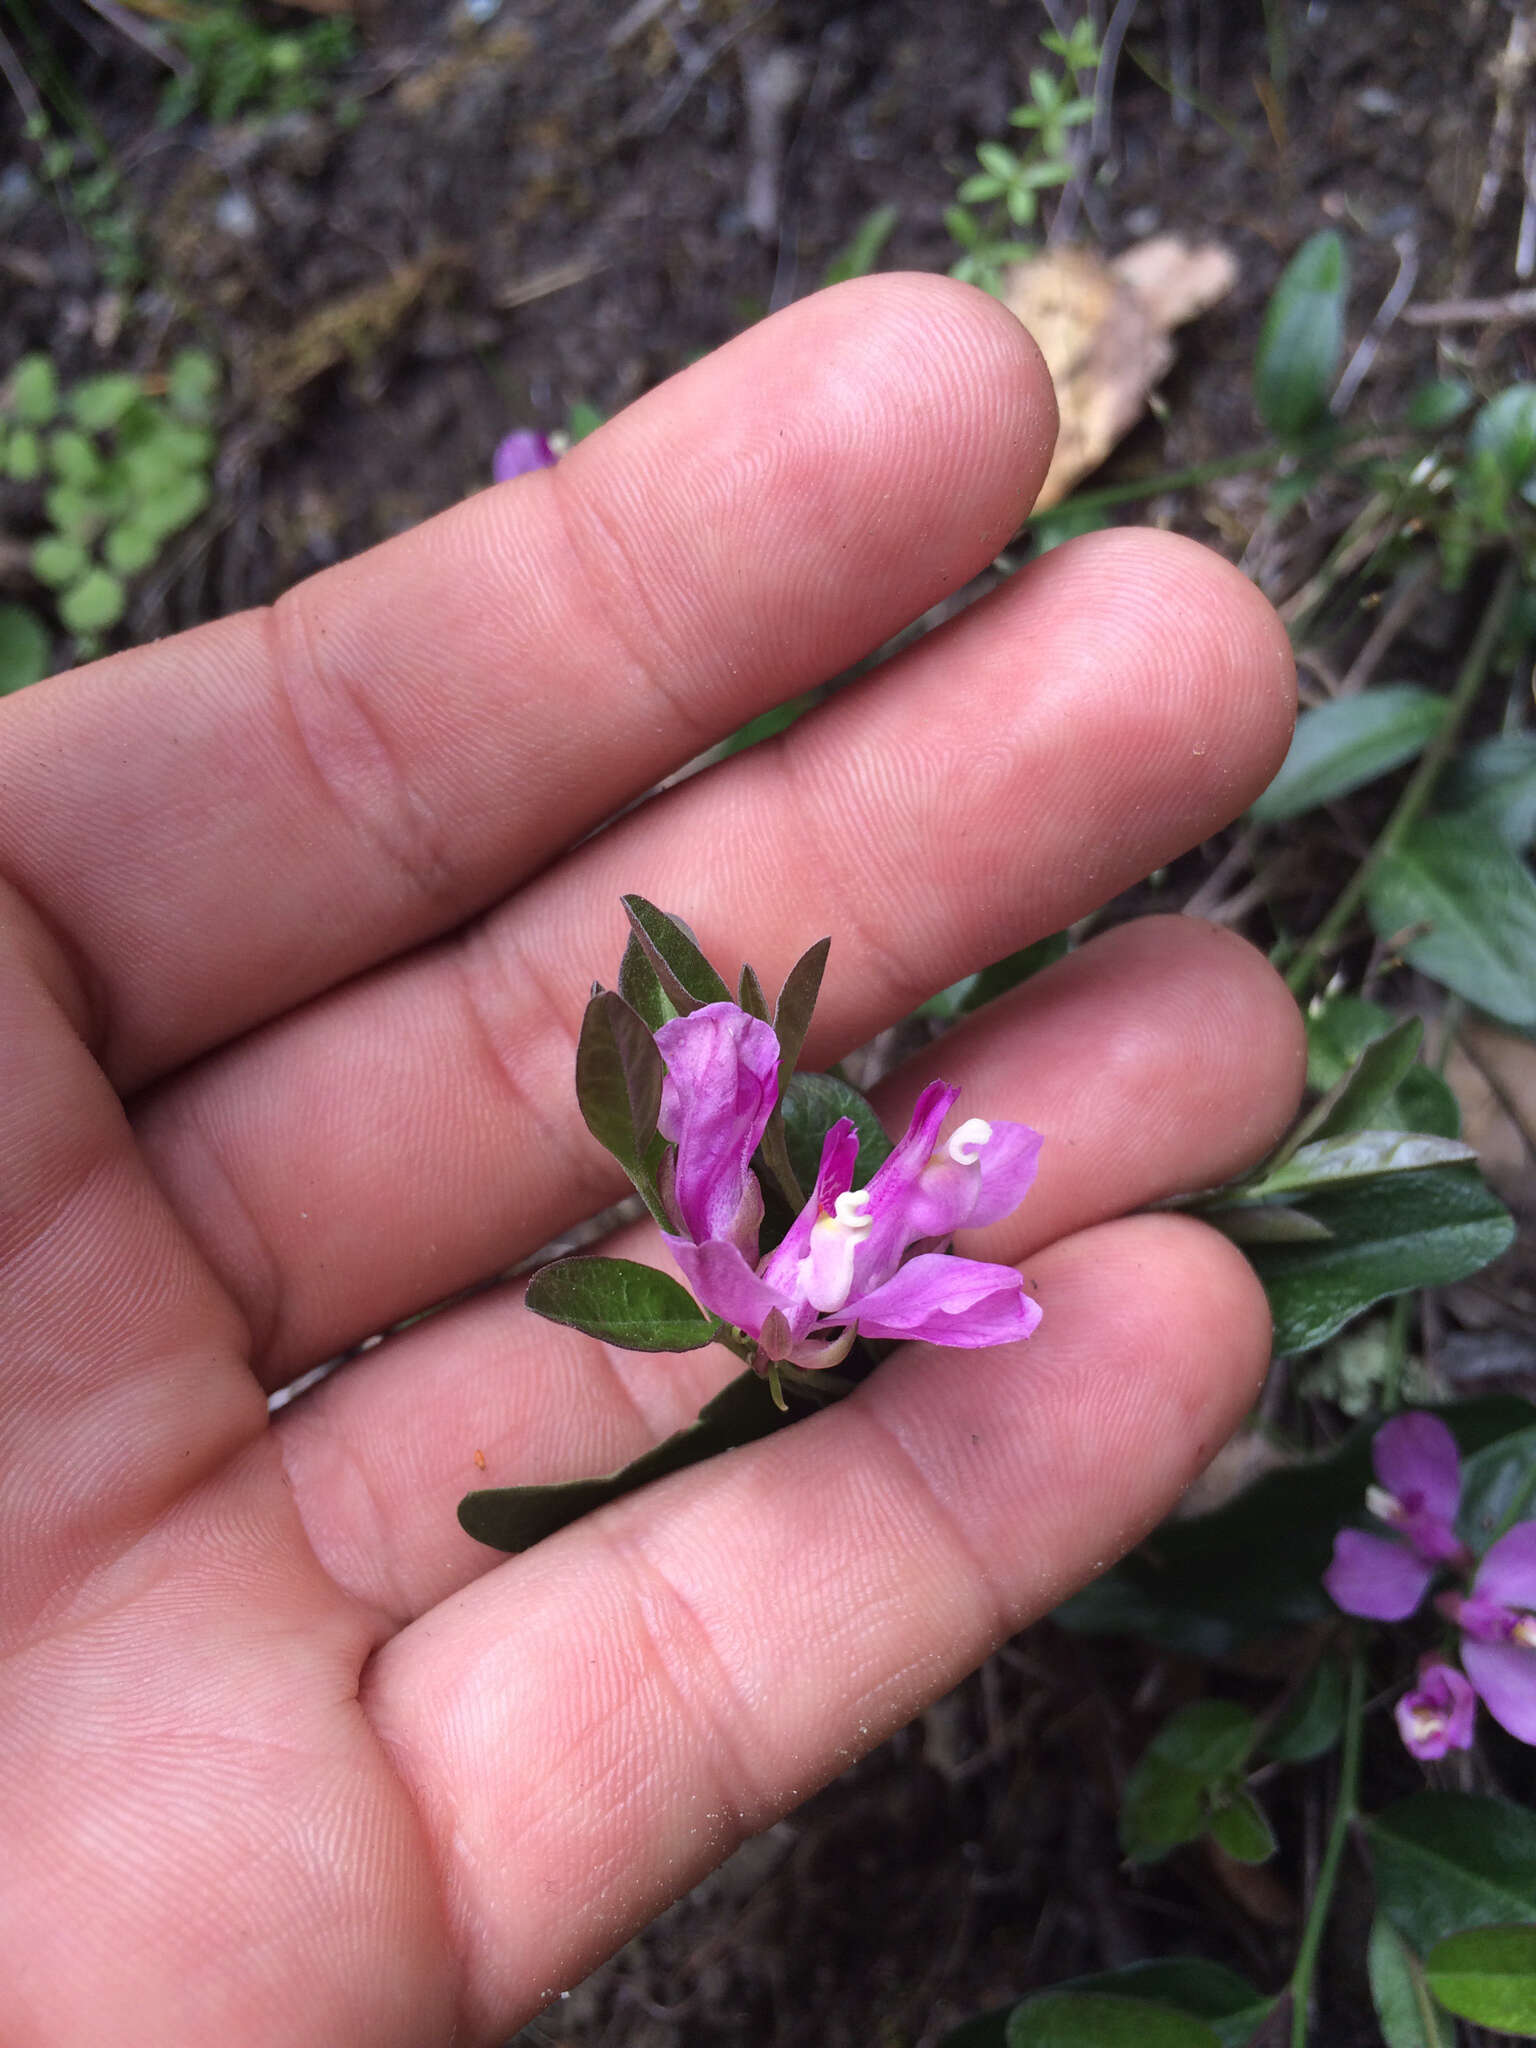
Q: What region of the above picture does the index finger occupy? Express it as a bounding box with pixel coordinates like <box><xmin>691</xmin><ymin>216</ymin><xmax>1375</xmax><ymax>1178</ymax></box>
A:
<box><xmin>0</xmin><ymin>277</ymin><xmax>1054</xmax><ymax>1090</ymax></box>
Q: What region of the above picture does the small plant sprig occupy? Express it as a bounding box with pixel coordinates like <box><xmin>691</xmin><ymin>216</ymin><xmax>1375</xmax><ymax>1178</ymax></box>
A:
<box><xmin>458</xmin><ymin>897</ymin><xmax>1043</xmax><ymax>1555</ymax></box>
<box><xmin>0</xmin><ymin>348</ymin><xmax>221</xmax><ymax>661</ymax></box>
<box><xmin>946</xmin><ymin>17</ymin><xmax>1101</xmax><ymax>297</ymax></box>
<box><xmin>157</xmin><ymin>2</ymin><xmax>357</xmax><ymax>128</ymax></box>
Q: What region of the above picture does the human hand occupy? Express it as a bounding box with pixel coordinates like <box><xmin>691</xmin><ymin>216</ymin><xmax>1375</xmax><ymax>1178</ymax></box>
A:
<box><xmin>0</xmin><ymin>276</ymin><xmax>1304</xmax><ymax>2045</ymax></box>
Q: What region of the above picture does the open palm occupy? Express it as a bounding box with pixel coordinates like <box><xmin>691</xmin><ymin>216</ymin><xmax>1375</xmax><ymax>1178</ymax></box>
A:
<box><xmin>0</xmin><ymin>277</ymin><xmax>1304</xmax><ymax>2045</ymax></box>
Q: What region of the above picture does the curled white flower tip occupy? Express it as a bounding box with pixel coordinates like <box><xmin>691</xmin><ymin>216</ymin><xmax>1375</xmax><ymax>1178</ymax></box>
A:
<box><xmin>1514</xmin><ymin>1615</ymin><xmax>1536</xmax><ymax>1650</ymax></box>
<box><xmin>832</xmin><ymin>1189</ymin><xmax>873</xmax><ymax>1233</ymax></box>
<box><xmin>1406</xmin><ymin>1703</ymin><xmax>1444</xmax><ymax>1741</ymax></box>
<box><xmin>947</xmin><ymin>1118</ymin><xmax>993</xmax><ymax>1167</ymax></box>
<box><xmin>1365</xmin><ymin>1484</ymin><xmax>1402</xmax><ymax>1526</ymax></box>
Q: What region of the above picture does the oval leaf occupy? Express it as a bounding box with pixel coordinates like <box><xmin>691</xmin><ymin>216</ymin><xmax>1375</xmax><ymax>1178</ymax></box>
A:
<box><xmin>1046</xmin><ymin>1963</ymin><xmax>1272</xmax><ymax>2048</ymax></box>
<box><xmin>1250</xmin><ymin>685</ymin><xmax>1448</xmax><ymax>822</ymax></box>
<box><xmin>780</xmin><ymin>1071</ymin><xmax>894</xmax><ymax>1195</ymax></box>
<box><xmin>1458</xmin><ymin>1423</ymin><xmax>1536</xmax><ymax>1553</ymax></box>
<box><xmin>1425</xmin><ymin>1925</ymin><xmax>1536</xmax><ymax>2035</ymax></box>
<box><xmin>1005</xmin><ymin>1992</ymin><xmax>1223</xmax><ymax>2048</ymax></box>
<box><xmin>1369</xmin><ymin>1916</ymin><xmax>1456</xmax><ymax>2048</ymax></box>
<box><xmin>1209</xmin><ymin>1786</ymin><xmax>1277</xmax><ymax>1865</ymax></box>
<box><xmin>525</xmin><ymin>1256</ymin><xmax>719</xmax><ymax>1351</ymax></box>
<box><xmin>1367</xmin><ymin>812</ymin><xmax>1536</xmax><ymax>1028</ymax></box>
<box><xmin>1254</xmin><ymin>229</ymin><xmax>1349</xmax><ymax>439</ymax></box>
<box><xmin>1253</xmin><ymin>1130</ymin><xmax>1475</xmax><ymax>1200</ymax></box>
<box><xmin>1370</xmin><ymin>1792</ymin><xmax>1536</xmax><ymax>1955</ymax></box>
<box><xmin>1246</xmin><ymin>1165</ymin><xmax>1514</xmax><ymax>1355</ymax></box>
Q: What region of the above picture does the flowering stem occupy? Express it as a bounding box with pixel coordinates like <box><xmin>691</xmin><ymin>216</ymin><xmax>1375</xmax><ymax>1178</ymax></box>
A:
<box><xmin>1288</xmin><ymin>1643</ymin><xmax>1365</xmax><ymax>2048</ymax></box>
<box><xmin>1283</xmin><ymin>554</ymin><xmax>1520</xmax><ymax>1000</ymax></box>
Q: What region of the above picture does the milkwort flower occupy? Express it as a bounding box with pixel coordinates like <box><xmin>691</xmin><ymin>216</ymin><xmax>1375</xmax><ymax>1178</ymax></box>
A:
<box><xmin>1325</xmin><ymin>1410</ymin><xmax>1536</xmax><ymax>1752</ymax></box>
<box><xmin>653</xmin><ymin>1002</ymin><xmax>1043</xmax><ymax>1372</ymax></box>
<box><xmin>492</xmin><ymin>429</ymin><xmax>558</xmax><ymax>482</ymax></box>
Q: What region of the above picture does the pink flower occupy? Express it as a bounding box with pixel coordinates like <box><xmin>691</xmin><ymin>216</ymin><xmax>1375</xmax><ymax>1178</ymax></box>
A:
<box><xmin>1323</xmin><ymin>1413</ymin><xmax>1470</xmax><ymax>1621</ymax></box>
<box><xmin>492</xmin><ymin>430</ymin><xmax>557</xmax><ymax>482</ymax></box>
<box><xmin>1440</xmin><ymin>1521</ymin><xmax>1536</xmax><ymax>1744</ymax></box>
<box><xmin>1394</xmin><ymin>1659</ymin><xmax>1477</xmax><ymax>1760</ymax></box>
<box><xmin>653</xmin><ymin>1003</ymin><xmax>1042</xmax><ymax>1368</ymax></box>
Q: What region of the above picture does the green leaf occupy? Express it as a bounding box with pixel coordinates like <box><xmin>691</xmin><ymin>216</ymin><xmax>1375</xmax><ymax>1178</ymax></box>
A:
<box><xmin>1147</xmin><ymin>1700</ymin><xmax>1256</xmax><ymax>1775</ymax></box>
<box><xmin>4</xmin><ymin>425</ymin><xmax>40</xmax><ymax>481</ymax></box>
<box><xmin>0</xmin><ymin>602</ymin><xmax>50</xmax><ymax>694</ymax></box>
<box><xmin>736</xmin><ymin>961</ymin><xmax>771</xmax><ymax>1022</ymax></box>
<box><xmin>779</xmin><ymin>1071</ymin><xmax>893</xmax><ymax>1196</ymax></box>
<box><xmin>921</xmin><ymin>933</ymin><xmax>1071</xmax><ymax>1020</ymax></box>
<box><xmin>1370</xmin><ymin>1792</ymin><xmax>1536</xmax><ymax>1955</ymax></box>
<box><xmin>68</xmin><ymin>372</ymin><xmax>142</xmax><ymax>433</ymax></box>
<box><xmin>1253</xmin><ymin>230</ymin><xmax>1349</xmax><ymax>439</ymax></box>
<box><xmin>1469</xmin><ymin>385</ymin><xmax>1536</xmax><ymax>498</ymax></box>
<box><xmin>1425</xmin><ymin>1925</ymin><xmax>1536</xmax><ymax>2034</ymax></box>
<box><xmin>8</xmin><ymin>353</ymin><xmax>58</xmax><ymax>427</ymax></box>
<box><xmin>1210</xmin><ymin>1204</ymin><xmax>1334</xmax><ymax>1246</ymax></box>
<box><xmin>134</xmin><ymin>470</ymin><xmax>209</xmax><ymax>540</ymax></box>
<box><xmin>1040</xmin><ymin>1963</ymin><xmax>1272</xmax><ymax>2048</ymax></box>
<box><xmin>618</xmin><ymin>930</ymin><xmax>675</xmax><ymax>1033</ymax></box>
<box><xmin>1119</xmin><ymin>1753</ymin><xmax>1208</xmax><ymax>1862</ymax></box>
<box><xmin>1442</xmin><ymin>731</ymin><xmax>1536</xmax><ymax>854</ymax></box>
<box><xmin>1306</xmin><ymin>1014</ymin><xmax>1424</xmax><ymax>1142</ymax></box>
<box><xmin>1457</xmin><ymin>1423</ymin><xmax>1536</xmax><ymax>1554</ymax></box>
<box><xmin>1249</xmin><ymin>685</ymin><xmax>1448</xmax><ymax>822</ymax></box>
<box><xmin>103</xmin><ymin>522</ymin><xmax>161</xmax><ymax>577</ymax></box>
<box><xmin>1208</xmin><ymin>1787</ymin><xmax>1276</xmax><ymax>1864</ymax></box>
<box><xmin>565</xmin><ymin>399</ymin><xmax>604</xmax><ymax>442</ymax></box>
<box><xmin>821</xmin><ymin>202</ymin><xmax>899</xmax><ymax>286</ymax></box>
<box><xmin>1304</xmin><ymin>995</ymin><xmax>1459</xmax><ymax>1138</ymax></box>
<box><xmin>1369</xmin><ymin>1916</ymin><xmax>1456</xmax><ymax>2048</ymax></box>
<box><xmin>772</xmin><ymin>937</ymin><xmax>829</xmax><ymax>1081</ymax></box>
<box><xmin>166</xmin><ymin>347</ymin><xmax>220</xmax><ymax>423</ymax></box>
<box><xmin>1120</xmin><ymin>1702</ymin><xmax>1256</xmax><ymax>1862</ymax></box>
<box><xmin>1406</xmin><ymin>378</ymin><xmax>1474</xmax><ymax>431</ymax></box>
<box><xmin>576</xmin><ymin>990</ymin><xmax>663</xmax><ymax>1171</ymax></box>
<box><xmin>1264</xmin><ymin>1655</ymin><xmax>1345</xmax><ymax>1762</ymax></box>
<box><xmin>58</xmin><ymin>569</ymin><xmax>126</xmax><ymax>636</ymax></box>
<box><xmin>1248</xmin><ymin>1165</ymin><xmax>1513</xmax><ymax>1355</ymax></box>
<box><xmin>458</xmin><ymin>1364</ymin><xmax>810</xmax><ymax>1553</ymax></box>
<box><xmin>621</xmin><ymin>895</ymin><xmax>731</xmax><ymax>1013</ymax></box>
<box><xmin>1004</xmin><ymin>1992</ymin><xmax>1224</xmax><ymax>2048</ymax></box>
<box><xmin>1248</xmin><ymin>1129</ymin><xmax>1474</xmax><ymax>1200</ymax></box>
<box><xmin>30</xmin><ymin>534</ymin><xmax>90</xmax><ymax>589</ymax></box>
<box><xmin>524</xmin><ymin>1256</ymin><xmax>718</xmax><ymax>1351</ymax></box>
<box><xmin>1056</xmin><ymin>1396</ymin><xmax>1534</xmax><ymax>1654</ymax></box>
<box><xmin>1367</xmin><ymin>811</ymin><xmax>1536</xmax><ymax>1028</ymax></box>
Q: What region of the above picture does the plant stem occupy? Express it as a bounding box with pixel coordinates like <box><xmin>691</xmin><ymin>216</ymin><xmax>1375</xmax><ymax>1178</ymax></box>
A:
<box><xmin>1024</xmin><ymin>445</ymin><xmax>1282</xmax><ymax>521</ymax></box>
<box><xmin>1288</xmin><ymin>1643</ymin><xmax>1365</xmax><ymax>2048</ymax></box>
<box><xmin>1284</xmin><ymin>554</ymin><xmax>1521</xmax><ymax>1000</ymax></box>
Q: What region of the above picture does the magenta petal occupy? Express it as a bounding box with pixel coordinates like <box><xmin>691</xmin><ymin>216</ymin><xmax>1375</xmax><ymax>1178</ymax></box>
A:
<box><xmin>655</xmin><ymin>1004</ymin><xmax>781</xmax><ymax>1246</ymax></box>
<box><xmin>1462</xmin><ymin>1637</ymin><xmax>1536</xmax><ymax>1744</ymax></box>
<box><xmin>756</xmin><ymin>1119</ymin><xmax>859</xmax><ymax>1299</ymax></box>
<box><xmin>492</xmin><ymin>429</ymin><xmax>557</xmax><ymax>481</ymax></box>
<box><xmin>664</xmin><ymin>1234</ymin><xmax>800</xmax><ymax>1344</ymax></box>
<box><xmin>1474</xmin><ymin>1519</ymin><xmax>1536</xmax><ymax>1612</ymax></box>
<box><xmin>965</xmin><ymin>1120</ymin><xmax>1044</xmax><ymax>1226</ymax></box>
<box><xmin>1375</xmin><ymin>1412</ymin><xmax>1461</xmax><ymax>1527</ymax></box>
<box><xmin>845</xmin><ymin>1081</ymin><xmax>960</xmax><ymax>1292</ymax></box>
<box><xmin>1394</xmin><ymin>1662</ymin><xmax>1477</xmax><ymax>1760</ymax></box>
<box><xmin>841</xmin><ymin>1253</ymin><xmax>1041</xmax><ymax>1347</ymax></box>
<box><xmin>1323</xmin><ymin>1530</ymin><xmax>1434</xmax><ymax>1620</ymax></box>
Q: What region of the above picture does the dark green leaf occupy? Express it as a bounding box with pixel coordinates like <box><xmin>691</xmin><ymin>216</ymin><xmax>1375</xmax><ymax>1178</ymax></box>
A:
<box><xmin>576</xmin><ymin>989</ymin><xmax>665</xmax><ymax>1206</ymax></box>
<box><xmin>1120</xmin><ymin>1702</ymin><xmax>1255</xmax><ymax>1863</ymax></box>
<box><xmin>621</xmin><ymin>895</ymin><xmax>731</xmax><ymax>1013</ymax></box>
<box><xmin>1210</xmin><ymin>1205</ymin><xmax>1335</xmax><ymax>1246</ymax></box>
<box><xmin>1056</xmin><ymin>1397</ymin><xmax>1534</xmax><ymax>1654</ymax></box>
<box><xmin>1469</xmin><ymin>385</ymin><xmax>1536</xmax><ymax>496</ymax></box>
<box><xmin>1457</xmin><ymin>1423</ymin><xmax>1536</xmax><ymax>1554</ymax></box>
<box><xmin>1425</xmin><ymin>1925</ymin><xmax>1536</xmax><ymax>2034</ymax></box>
<box><xmin>1044</xmin><ymin>1963</ymin><xmax>1273</xmax><ymax>2048</ymax></box>
<box><xmin>1369</xmin><ymin>1916</ymin><xmax>1456</xmax><ymax>2048</ymax></box>
<box><xmin>1250</xmin><ymin>686</ymin><xmax>1448</xmax><ymax>822</ymax></box>
<box><xmin>923</xmin><ymin>932</ymin><xmax>1073</xmax><ymax>1019</ymax></box>
<box><xmin>779</xmin><ymin>1071</ymin><xmax>894</xmax><ymax>1195</ymax></box>
<box><xmin>1306</xmin><ymin>1015</ymin><xmax>1422</xmax><ymax>1141</ymax></box>
<box><xmin>459</xmin><ymin>1364</ymin><xmax>810</xmax><ymax>1552</ymax></box>
<box><xmin>1442</xmin><ymin>732</ymin><xmax>1536</xmax><ymax>854</ymax></box>
<box><xmin>1005</xmin><ymin>1992</ymin><xmax>1224</xmax><ymax>2048</ymax></box>
<box><xmin>772</xmin><ymin>937</ymin><xmax>830</xmax><ymax>1081</ymax></box>
<box><xmin>525</xmin><ymin>1256</ymin><xmax>717</xmax><ymax>1350</ymax></box>
<box><xmin>714</xmin><ymin>692</ymin><xmax>818</xmax><ymax>762</ymax></box>
<box><xmin>618</xmin><ymin>931</ymin><xmax>674</xmax><ymax>1033</ymax></box>
<box><xmin>1150</xmin><ymin>1700</ymin><xmax>1256</xmax><ymax>1775</ymax></box>
<box><xmin>1304</xmin><ymin>996</ymin><xmax>1459</xmax><ymax>1138</ymax></box>
<box><xmin>1209</xmin><ymin>1787</ymin><xmax>1276</xmax><ymax>1864</ymax></box>
<box><xmin>1120</xmin><ymin>1753</ymin><xmax>1209</xmax><ymax>1862</ymax></box>
<box><xmin>0</xmin><ymin>602</ymin><xmax>50</xmax><ymax>694</ymax></box>
<box><xmin>1368</xmin><ymin>811</ymin><xmax>1536</xmax><ymax>1027</ymax></box>
<box><xmin>1253</xmin><ymin>230</ymin><xmax>1349</xmax><ymax>439</ymax></box>
<box><xmin>737</xmin><ymin>961</ymin><xmax>771</xmax><ymax>1022</ymax></box>
<box><xmin>1370</xmin><ymin>1793</ymin><xmax>1536</xmax><ymax>1955</ymax></box>
<box><xmin>1247</xmin><ymin>1165</ymin><xmax>1514</xmax><ymax>1355</ymax></box>
<box><xmin>1264</xmin><ymin>1655</ymin><xmax>1345</xmax><ymax>1762</ymax></box>
<box><xmin>1406</xmin><ymin>379</ymin><xmax>1474</xmax><ymax>431</ymax></box>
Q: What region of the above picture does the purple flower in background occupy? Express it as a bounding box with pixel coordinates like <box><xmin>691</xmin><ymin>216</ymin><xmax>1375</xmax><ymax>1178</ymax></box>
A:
<box><xmin>1395</xmin><ymin>1659</ymin><xmax>1477</xmax><ymax>1760</ymax></box>
<box><xmin>492</xmin><ymin>430</ymin><xmax>558</xmax><ymax>483</ymax></box>
<box><xmin>654</xmin><ymin>1002</ymin><xmax>1042</xmax><ymax>1369</ymax></box>
<box><xmin>1323</xmin><ymin>1413</ymin><xmax>1470</xmax><ymax>1621</ymax></box>
<box><xmin>1441</xmin><ymin>1521</ymin><xmax>1536</xmax><ymax>1744</ymax></box>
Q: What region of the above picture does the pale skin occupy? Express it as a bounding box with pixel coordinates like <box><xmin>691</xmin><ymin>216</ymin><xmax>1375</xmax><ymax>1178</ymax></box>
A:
<box><xmin>0</xmin><ymin>276</ymin><xmax>1308</xmax><ymax>2045</ymax></box>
